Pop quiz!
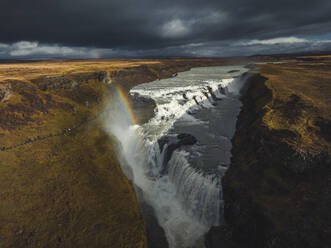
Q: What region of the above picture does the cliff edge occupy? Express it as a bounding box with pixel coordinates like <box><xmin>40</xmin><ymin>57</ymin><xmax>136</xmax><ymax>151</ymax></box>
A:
<box><xmin>0</xmin><ymin>59</ymin><xmax>228</xmax><ymax>247</ymax></box>
<box><xmin>208</xmin><ymin>57</ymin><xmax>331</xmax><ymax>248</ymax></box>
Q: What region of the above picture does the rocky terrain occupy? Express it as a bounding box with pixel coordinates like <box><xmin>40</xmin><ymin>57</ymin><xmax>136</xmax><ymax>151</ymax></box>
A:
<box><xmin>0</xmin><ymin>58</ymin><xmax>232</xmax><ymax>248</ymax></box>
<box><xmin>207</xmin><ymin>55</ymin><xmax>331</xmax><ymax>248</ymax></box>
<box><xmin>1</xmin><ymin>55</ymin><xmax>330</xmax><ymax>248</ymax></box>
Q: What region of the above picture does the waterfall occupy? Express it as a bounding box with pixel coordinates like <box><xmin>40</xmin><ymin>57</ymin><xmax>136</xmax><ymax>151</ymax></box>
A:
<box><xmin>168</xmin><ymin>150</ymin><xmax>221</xmax><ymax>226</ymax></box>
<box><xmin>104</xmin><ymin>66</ymin><xmax>250</xmax><ymax>248</ymax></box>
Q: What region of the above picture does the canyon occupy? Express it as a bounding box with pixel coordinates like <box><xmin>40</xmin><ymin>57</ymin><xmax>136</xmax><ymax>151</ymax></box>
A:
<box><xmin>0</xmin><ymin>55</ymin><xmax>330</xmax><ymax>247</ymax></box>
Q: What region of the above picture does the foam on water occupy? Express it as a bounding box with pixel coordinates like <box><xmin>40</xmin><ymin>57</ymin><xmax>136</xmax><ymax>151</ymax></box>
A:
<box><xmin>104</xmin><ymin>66</ymin><xmax>249</xmax><ymax>248</ymax></box>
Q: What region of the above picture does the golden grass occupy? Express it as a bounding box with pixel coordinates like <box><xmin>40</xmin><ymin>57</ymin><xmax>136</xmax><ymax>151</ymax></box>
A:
<box><xmin>0</xmin><ymin>119</ymin><xmax>146</xmax><ymax>248</ymax></box>
<box><xmin>257</xmin><ymin>59</ymin><xmax>331</xmax><ymax>155</ymax></box>
<box><xmin>0</xmin><ymin>60</ymin><xmax>161</xmax><ymax>81</ymax></box>
<box><xmin>0</xmin><ymin>58</ymin><xmax>229</xmax><ymax>247</ymax></box>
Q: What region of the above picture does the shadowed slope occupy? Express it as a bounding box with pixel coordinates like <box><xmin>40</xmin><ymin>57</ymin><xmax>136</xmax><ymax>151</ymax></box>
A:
<box><xmin>208</xmin><ymin>56</ymin><xmax>331</xmax><ymax>248</ymax></box>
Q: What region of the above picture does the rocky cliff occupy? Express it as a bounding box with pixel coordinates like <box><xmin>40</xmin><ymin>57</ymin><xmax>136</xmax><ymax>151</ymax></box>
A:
<box><xmin>0</xmin><ymin>59</ymin><xmax>228</xmax><ymax>248</ymax></box>
<box><xmin>207</xmin><ymin>58</ymin><xmax>331</xmax><ymax>248</ymax></box>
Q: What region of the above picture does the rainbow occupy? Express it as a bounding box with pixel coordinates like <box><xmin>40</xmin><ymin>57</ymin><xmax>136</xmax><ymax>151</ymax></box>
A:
<box><xmin>112</xmin><ymin>84</ymin><xmax>146</xmax><ymax>156</ymax></box>
<box><xmin>113</xmin><ymin>84</ymin><xmax>138</xmax><ymax>125</ymax></box>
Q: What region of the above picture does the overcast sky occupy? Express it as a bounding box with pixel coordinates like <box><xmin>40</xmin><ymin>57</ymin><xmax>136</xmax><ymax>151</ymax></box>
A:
<box><xmin>1</xmin><ymin>0</ymin><xmax>331</xmax><ymax>58</ymax></box>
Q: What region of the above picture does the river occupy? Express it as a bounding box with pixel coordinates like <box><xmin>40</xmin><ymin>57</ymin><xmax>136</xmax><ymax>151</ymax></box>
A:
<box><xmin>105</xmin><ymin>65</ymin><xmax>250</xmax><ymax>248</ymax></box>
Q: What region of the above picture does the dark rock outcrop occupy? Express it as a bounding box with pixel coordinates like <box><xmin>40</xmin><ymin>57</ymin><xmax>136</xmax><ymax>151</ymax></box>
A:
<box><xmin>219</xmin><ymin>86</ymin><xmax>227</xmax><ymax>95</ymax></box>
<box><xmin>193</xmin><ymin>96</ymin><xmax>200</xmax><ymax>105</ymax></box>
<box><xmin>177</xmin><ymin>133</ymin><xmax>197</xmax><ymax>145</ymax></box>
<box><xmin>206</xmin><ymin>70</ymin><xmax>331</xmax><ymax>248</ymax></box>
<box><xmin>228</xmin><ymin>70</ymin><xmax>240</xmax><ymax>73</ymax></box>
<box><xmin>207</xmin><ymin>86</ymin><xmax>222</xmax><ymax>101</ymax></box>
<box><xmin>158</xmin><ymin>133</ymin><xmax>197</xmax><ymax>174</ymax></box>
<box><xmin>129</xmin><ymin>93</ymin><xmax>156</xmax><ymax>124</ymax></box>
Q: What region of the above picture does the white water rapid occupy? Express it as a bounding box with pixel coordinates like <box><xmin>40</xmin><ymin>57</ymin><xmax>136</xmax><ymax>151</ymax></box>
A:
<box><xmin>104</xmin><ymin>65</ymin><xmax>250</xmax><ymax>248</ymax></box>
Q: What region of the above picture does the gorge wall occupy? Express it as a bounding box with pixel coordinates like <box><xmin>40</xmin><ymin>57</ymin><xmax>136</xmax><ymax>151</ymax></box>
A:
<box><xmin>207</xmin><ymin>59</ymin><xmax>331</xmax><ymax>248</ymax></box>
<box><xmin>3</xmin><ymin>57</ymin><xmax>329</xmax><ymax>248</ymax></box>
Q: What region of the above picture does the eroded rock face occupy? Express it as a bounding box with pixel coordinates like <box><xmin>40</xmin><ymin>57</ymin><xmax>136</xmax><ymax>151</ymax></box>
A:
<box><xmin>207</xmin><ymin>69</ymin><xmax>331</xmax><ymax>248</ymax></box>
<box><xmin>0</xmin><ymin>82</ymin><xmax>13</xmax><ymax>102</ymax></box>
<box><xmin>32</xmin><ymin>72</ymin><xmax>100</xmax><ymax>91</ymax></box>
<box><xmin>98</xmin><ymin>71</ymin><xmax>112</xmax><ymax>84</ymax></box>
<box><xmin>126</xmin><ymin>93</ymin><xmax>156</xmax><ymax>125</ymax></box>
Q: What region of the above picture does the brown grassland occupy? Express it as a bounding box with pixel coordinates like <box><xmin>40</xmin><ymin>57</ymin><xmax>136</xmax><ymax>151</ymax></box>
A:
<box><xmin>0</xmin><ymin>58</ymin><xmax>229</xmax><ymax>247</ymax></box>
<box><xmin>1</xmin><ymin>55</ymin><xmax>330</xmax><ymax>248</ymax></box>
<box><xmin>0</xmin><ymin>60</ymin><xmax>154</xmax><ymax>248</ymax></box>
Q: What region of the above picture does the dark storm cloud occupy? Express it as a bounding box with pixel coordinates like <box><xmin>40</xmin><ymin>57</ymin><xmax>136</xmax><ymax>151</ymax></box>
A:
<box><xmin>1</xmin><ymin>0</ymin><xmax>331</xmax><ymax>57</ymax></box>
